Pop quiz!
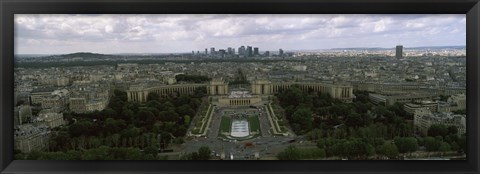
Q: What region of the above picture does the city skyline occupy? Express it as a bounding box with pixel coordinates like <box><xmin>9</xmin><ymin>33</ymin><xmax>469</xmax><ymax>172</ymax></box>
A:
<box><xmin>15</xmin><ymin>14</ymin><xmax>466</xmax><ymax>54</ymax></box>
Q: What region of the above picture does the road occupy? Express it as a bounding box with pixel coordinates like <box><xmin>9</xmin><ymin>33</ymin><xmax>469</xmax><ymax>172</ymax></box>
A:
<box><xmin>182</xmin><ymin>136</ymin><xmax>295</xmax><ymax>160</ymax></box>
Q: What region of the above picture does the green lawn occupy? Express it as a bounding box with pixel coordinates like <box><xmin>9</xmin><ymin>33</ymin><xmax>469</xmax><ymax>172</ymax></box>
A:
<box><xmin>219</xmin><ymin>116</ymin><xmax>231</xmax><ymax>133</ymax></box>
<box><xmin>248</xmin><ymin>115</ymin><xmax>261</xmax><ymax>133</ymax></box>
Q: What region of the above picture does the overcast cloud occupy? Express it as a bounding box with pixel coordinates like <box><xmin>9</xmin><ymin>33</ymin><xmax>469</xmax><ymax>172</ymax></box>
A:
<box><xmin>15</xmin><ymin>14</ymin><xmax>465</xmax><ymax>54</ymax></box>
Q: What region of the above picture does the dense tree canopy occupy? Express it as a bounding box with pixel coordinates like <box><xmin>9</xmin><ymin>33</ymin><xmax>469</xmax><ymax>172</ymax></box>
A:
<box><xmin>175</xmin><ymin>74</ymin><xmax>211</xmax><ymax>83</ymax></box>
<box><xmin>181</xmin><ymin>146</ymin><xmax>212</xmax><ymax>160</ymax></box>
<box><xmin>424</xmin><ymin>136</ymin><xmax>442</xmax><ymax>152</ymax></box>
<box><xmin>273</xmin><ymin>88</ymin><xmax>463</xmax><ymax>159</ymax></box>
<box><xmin>393</xmin><ymin>137</ymin><xmax>418</xmax><ymax>154</ymax></box>
<box><xmin>428</xmin><ymin>124</ymin><xmax>450</xmax><ymax>138</ymax></box>
<box><xmin>17</xmin><ymin>89</ymin><xmax>207</xmax><ymax>159</ymax></box>
<box><xmin>377</xmin><ymin>143</ymin><xmax>399</xmax><ymax>159</ymax></box>
<box><xmin>291</xmin><ymin>107</ymin><xmax>313</xmax><ymax>134</ymax></box>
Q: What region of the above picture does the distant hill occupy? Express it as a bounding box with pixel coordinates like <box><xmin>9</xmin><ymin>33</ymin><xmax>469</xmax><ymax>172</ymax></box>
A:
<box><xmin>405</xmin><ymin>46</ymin><xmax>466</xmax><ymax>50</ymax></box>
<box><xmin>19</xmin><ymin>52</ymin><xmax>117</xmax><ymax>60</ymax></box>
<box><xmin>15</xmin><ymin>54</ymin><xmax>53</xmax><ymax>58</ymax></box>
<box><xmin>329</xmin><ymin>46</ymin><xmax>465</xmax><ymax>51</ymax></box>
<box><xmin>329</xmin><ymin>47</ymin><xmax>388</xmax><ymax>51</ymax></box>
<box><xmin>58</xmin><ymin>52</ymin><xmax>111</xmax><ymax>58</ymax></box>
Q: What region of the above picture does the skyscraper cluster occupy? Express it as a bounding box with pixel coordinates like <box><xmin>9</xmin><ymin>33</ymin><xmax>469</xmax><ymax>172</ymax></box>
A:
<box><xmin>192</xmin><ymin>46</ymin><xmax>284</xmax><ymax>58</ymax></box>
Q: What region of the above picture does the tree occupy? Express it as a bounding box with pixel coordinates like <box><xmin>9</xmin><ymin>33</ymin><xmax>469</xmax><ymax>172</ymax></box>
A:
<box><xmin>378</xmin><ymin>143</ymin><xmax>399</xmax><ymax>159</ymax></box>
<box><xmin>108</xmin><ymin>98</ymin><xmax>125</xmax><ymax>114</ymax></box>
<box><xmin>104</xmin><ymin>118</ymin><xmax>126</xmax><ymax>135</ymax></box>
<box><xmin>319</xmin><ymin>92</ymin><xmax>334</xmax><ymax>105</ymax></box>
<box><xmin>147</xmin><ymin>92</ymin><xmax>160</xmax><ymax>102</ymax></box>
<box><xmin>307</xmin><ymin>128</ymin><xmax>322</xmax><ymax>141</ymax></box>
<box><xmin>438</xmin><ymin>142</ymin><xmax>451</xmax><ymax>155</ymax></box>
<box><xmin>121</xmin><ymin>125</ymin><xmax>141</xmax><ymax>138</ymax></box>
<box><xmin>394</xmin><ymin>137</ymin><xmax>418</xmax><ymax>154</ymax></box>
<box><xmin>69</xmin><ymin>119</ymin><xmax>93</xmax><ymax>137</ymax></box>
<box><xmin>146</xmin><ymin>100</ymin><xmax>162</xmax><ymax>110</ymax></box>
<box><xmin>121</xmin><ymin>108</ymin><xmax>135</xmax><ymax>122</ymax></box>
<box><xmin>190</xmin><ymin>152</ymin><xmax>199</xmax><ymax>160</ymax></box>
<box><xmin>159</xmin><ymin>110</ymin><xmax>179</xmax><ymax>122</ymax></box>
<box><xmin>175</xmin><ymin>94</ymin><xmax>191</xmax><ymax>106</ymax></box>
<box><xmin>458</xmin><ymin>134</ymin><xmax>467</xmax><ymax>153</ymax></box>
<box><xmin>82</xmin><ymin>146</ymin><xmax>111</xmax><ymax>160</ymax></box>
<box><xmin>330</xmin><ymin>104</ymin><xmax>352</xmax><ymax>117</ymax></box>
<box><xmin>353</xmin><ymin>101</ymin><xmax>370</xmax><ymax>114</ymax></box>
<box><xmin>112</xmin><ymin>89</ymin><xmax>128</xmax><ymax>101</ymax></box>
<box><xmin>51</xmin><ymin>131</ymin><xmax>71</xmax><ymax>151</ymax></box>
<box><xmin>160</xmin><ymin>101</ymin><xmax>175</xmax><ymax>112</ymax></box>
<box><xmin>284</xmin><ymin>105</ymin><xmax>296</xmax><ymax>120</ymax></box>
<box><xmin>354</xmin><ymin>90</ymin><xmax>370</xmax><ymax>103</ymax></box>
<box><xmin>109</xmin><ymin>90</ymin><xmax>128</xmax><ymax>112</ymax></box>
<box><xmin>173</xmin><ymin>125</ymin><xmax>188</xmax><ymax>137</ymax></box>
<box><xmin>447</xmin><ymin>125</ymin><xmax>458</xmax><ymax>136</ymax></box>
<box><xmin>343</xmin><ymin>139</ymin><xmax>370</xmax><ymax>159</ymax></box>
<box><xmin>372</xmin><ymin>105</ymin><xmax>393</xmax><ymax>123</ymax></box>
<box><xmin>144</xmin><ymin>146</ymin><xmax>158</xmax><ymax>157</ymax></box>
<box><xmin>103</xmin><ymin>108</ymin><xmax>117</xmax><ymax>119</ymax></box>
<box><xmin>176</xmin><ymin>104</ymin><xmax>195</xmax><ymax>117</ymax></box>
<box><xmin>175</xmin><ymin>74</ymin><xmax>210</xmax><ymax>83</ymax></box>
<box><xmin>136</xmin><ymin>110</ymin><xmax>155</xmax><ymax>127</ymax></box>
<box><xmin>88</xmin><ymin>136</ymin><xmax>102</xmax><ymax>149</ymax></box>
<box><xmin>280</xmin><ymin>87</ymin><xmax>305</xmax><ymax>107</ymax></box>
<box><xmin>365</xmin><ymin>144</ymin><xmax>376</xmax><ymax>157</ymax></box>
<box><xmin>345</xmin><ymin>112</ymin><xmax>363</xmax><ymax>128</ymax></box>
<box><xmin>124</xmin><ymin>147</ymin><xmax>152</xmax><ymax>160</ymax></box>
<box><xmin>291</xmin><ymin>107</ymin><xmax>313</xmax><ymax>134</ymax></box>
<box><xmin>444</xmin><ymin>134</ymin><xmax>458</xmax><ymax>144</ymax></box>
<box><xmin>324</xmin><ymin>139</ymin><xmax>345</xmax><ymax>158</ymax></box>
<box><xmin>194</xmin><ymin>87</ymin><xmax>207</xmax><ymax>98</ymax></box>
<box><xmin>388</xmin><ymin>102</ymin><xmax>408</xmax><ymax>118</ymax></box>
<box><xmin>277</xmin><ymin>146</ymin><xmax>301</xmax><ymax>160</ymax></box>
<box><xmin>14</xmin><ymin>149</ymin><xmax>25</xmax><ymax>160</ymax></box>
<box><xmin>189</xmin><ymin>98</ymin><xmax>201</xmax><ymax>109</ymax></box>
<box><xmin>25</xmin><ymin>150</ymin><xmax>42</xmax><ymax>160</ymax></box>
<box><xmin>197</xmin><ymin>146</ymin><xmax>211</xmax><ymax>160</ymax></box>
<box><xmin>424</xmin><ymin>136</ymin><xmax>442</xmax><ymax>152</ymax></box>
<box><xmin>428</xmin><ymin>124</ymin><xmax>449</xmax><ymax>138</ymax></box>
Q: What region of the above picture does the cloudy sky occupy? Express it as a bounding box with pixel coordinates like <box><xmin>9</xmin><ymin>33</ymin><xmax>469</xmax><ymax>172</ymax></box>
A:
<box><xmin>15</xmin><ymin>14</ymin><xmax>465</xmax><ymax>54</ymax></box>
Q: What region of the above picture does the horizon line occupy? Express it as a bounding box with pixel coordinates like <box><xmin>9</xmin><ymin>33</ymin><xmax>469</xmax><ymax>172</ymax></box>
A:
<box><xmin>15</xmin><ymin>45</ymin><xmax>466</xmax><ymax>56</ymax></box>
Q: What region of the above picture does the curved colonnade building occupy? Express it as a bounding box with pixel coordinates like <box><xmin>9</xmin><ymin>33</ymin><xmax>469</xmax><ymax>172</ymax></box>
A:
<box><xmin>251</xmin><ymin>80</ymin><xmax>353</xmax><ymax>103</ymax></box>
<box><xmin>127</xmin><ymin>79</ymin><xmax>353</xmax><ymax>103</ymax></box>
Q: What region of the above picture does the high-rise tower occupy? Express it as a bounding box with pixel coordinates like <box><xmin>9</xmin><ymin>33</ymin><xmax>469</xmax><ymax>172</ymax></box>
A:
<box><xmin>239</xmin><ymin>46</ymin><xmax>246</xmax><ymax>57</ymax></box>
<box><xmin>396</xmin><ymin>45</ymin><xmax>403</xmax><ymax>59</ymax></box>
<box><xmin>247</xmin><ymin>46</ymin><xmax>253</xmax><ymax>57</ymax></box>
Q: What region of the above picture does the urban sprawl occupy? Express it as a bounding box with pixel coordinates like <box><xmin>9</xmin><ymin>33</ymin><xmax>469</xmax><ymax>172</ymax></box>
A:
<box><xmin>14</xmin><ymin>45</ymin><xmax>467</xmax><ymax>160</ymax></box>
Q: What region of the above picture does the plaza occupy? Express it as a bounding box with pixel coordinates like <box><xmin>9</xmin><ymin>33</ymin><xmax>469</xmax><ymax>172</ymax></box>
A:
<box><xmin>182</xmin><ymin>85</ymin><xmax>297</xmax><ymax>159</ymax></box>
<box><xmin>182</xmin><ymin>105</ymin><xmax>296</xmax><ymax>160</ymax></box>
<box><xmin>177</xmin><ymin>79</ymin><xmax>355</xmax><ymax>159</ymax></box>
